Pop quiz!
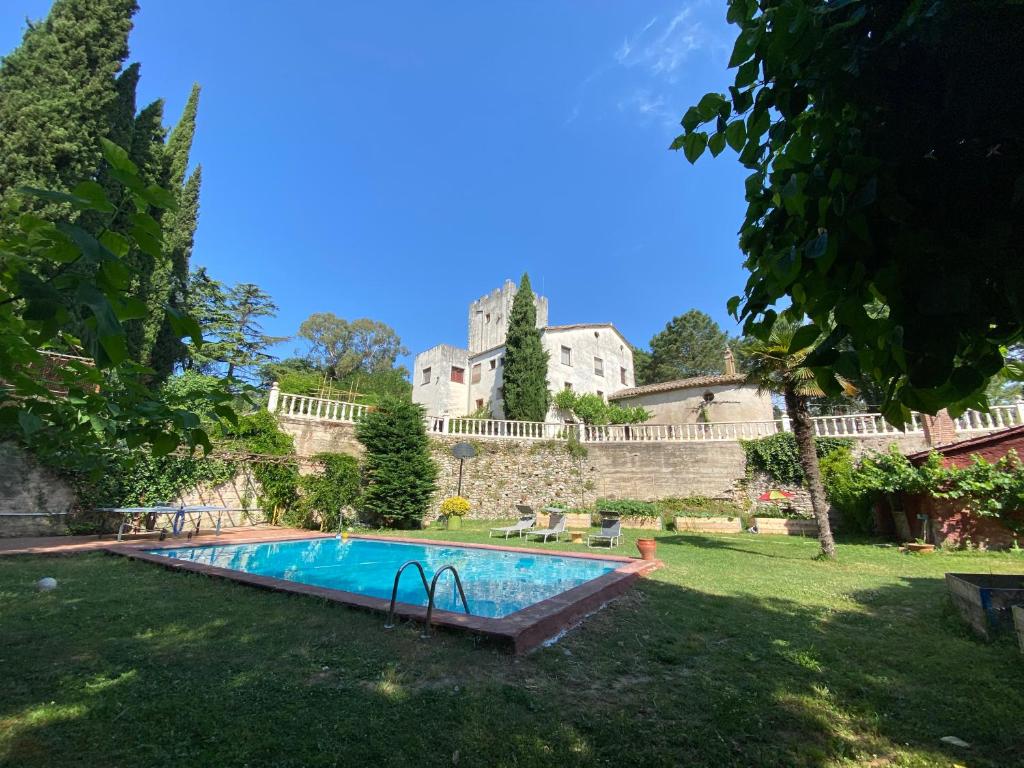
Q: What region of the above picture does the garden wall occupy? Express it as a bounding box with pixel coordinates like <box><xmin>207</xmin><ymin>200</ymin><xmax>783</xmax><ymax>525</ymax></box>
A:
<box><xmin>0</xmin><ymin>442</ymin><xmax>74</xmax><ymax>537</ymax></box>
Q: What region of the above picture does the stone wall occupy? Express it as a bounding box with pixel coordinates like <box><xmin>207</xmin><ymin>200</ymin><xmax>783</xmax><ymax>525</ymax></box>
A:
<box><xmin>0</xmin><ymin>442</ymin><xmax>74</xmax><ymax>537</ymax></box>
<box><xmin>277</xmin><ymin>415</ymin><xmax>364</xmax><ymax>458</ymax></box>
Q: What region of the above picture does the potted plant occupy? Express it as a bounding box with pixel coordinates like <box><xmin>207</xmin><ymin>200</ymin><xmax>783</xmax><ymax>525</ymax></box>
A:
<box><xmin>440</xmin><ymin>496</ymin><xmax>470</xmax><ymax>530</ymax></box>
<box><xmin>636</xmin><ymin>538</ymin><xmax>657</xmax><ymax>561</ymax></box>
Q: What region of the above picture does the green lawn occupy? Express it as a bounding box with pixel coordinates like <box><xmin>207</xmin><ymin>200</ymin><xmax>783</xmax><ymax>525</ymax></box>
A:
<box><xmin>1</xmin><ymin>525</ymin><xmax>1022</xmax><ymax>768</ymax></box>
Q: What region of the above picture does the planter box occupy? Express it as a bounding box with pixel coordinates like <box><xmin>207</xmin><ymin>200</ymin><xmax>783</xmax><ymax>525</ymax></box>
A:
<box><xmin>536</xmin><ymin>512</ymin><xmax>592</xmax><ymax>529</ymax></box>
<box><xmin>1014</xmin><ymin>605</ymin><xmax>1024</xmax><ymax>655</ymax></box>
<box><xmin>946</xmin><ymin>573</ymin><xmax>1024</xmax><ymax>641</ymax></box>
<box><xmin>754</xmin><ymin>517</ymin><xmax>818</xmax><ymax>536</ymax></box>
<box><xmin>619</xmin><ymin>515</ymin><xmax>662</xmax><ymax>531</ymax></box>
<box><xmin>675</xmin><ymin>515</ymin><xmax>742</xmax><ymax>534</ymax></box>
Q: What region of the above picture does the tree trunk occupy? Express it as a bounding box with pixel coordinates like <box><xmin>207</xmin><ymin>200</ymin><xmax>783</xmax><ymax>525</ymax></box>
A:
<box><xmin>784</xmin><ymin>387</ymin><xmax>837</xmax><ymax>559</ymax></box>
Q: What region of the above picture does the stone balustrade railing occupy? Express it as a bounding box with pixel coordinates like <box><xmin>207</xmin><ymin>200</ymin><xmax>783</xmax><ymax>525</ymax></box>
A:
<box><xmin>266</xmin><ymin>384</ymin><xmax>1024</xmax><ymax>444</ymax></box>
<box><xmin>270</xmin><ymin>387</ymin><xmax>370</xmax><ymax>423</ymax></box>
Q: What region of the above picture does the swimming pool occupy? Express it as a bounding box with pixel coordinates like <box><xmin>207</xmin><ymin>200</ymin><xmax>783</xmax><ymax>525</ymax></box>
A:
<box><xmin>146</xmin><ymin>537</ymin><xmax>620</xmax><ymax>618</ymax></box>
<box><xmin>115</xmin><ymin>533</ymin><xmax>658</xmax><ymax>652</ymax></box>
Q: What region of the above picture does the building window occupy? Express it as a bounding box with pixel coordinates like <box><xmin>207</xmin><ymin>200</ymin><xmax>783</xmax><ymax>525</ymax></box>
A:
<box><xmin>594</xmin><ymin>356</ymin><xmax>604</xmax><ymax>377</ymax></box>
<box><xmin>421</xmin><ymin>367</ymin><xmax>431</xmax><ymax>385</ymax></box>
<box><xmin>471</xmin><ymin>363</ymin><xmax>481</xmax><ymax>384</ymax></box>
<box><xmin>561</xmin><ymin>346</ymin><xmax>572</xmax><ymax>366</ymax></box>
<box><xmin>498</xmin><ymin>386</ymin><xmax>504</xmax><ymax>400</ymax></box>
<box><xmin>485</xmin><ymin>313</ymin><xmax>491</xmax><ymax>323</ymax></box>
<box><xmin>489</xmin><ymin>359</ymin><xmax>496</xmax><ymax>370</ymax></box>
<box><xmin>564</xmin><ymin>382</ymin><xmax>573</xmax><ymax>391</ymax></box>
<box><xmin>620</xmin><ymin>366</ymin><xmax>627</xmax><ymax>385</ymax></box>
<box><xmin>475</xmin><ymin>398</ymin><xmax>484</xmax><ymax>410</ymax></box>
<box><xmin>499</xmin><ymin>356</ymin><xmax>505</xmax><ymax>367</ymax></box>
<box><xmin>451</xmin><ymin>366</ymin><xmax>465</xmax><ymax>383</ymax></box>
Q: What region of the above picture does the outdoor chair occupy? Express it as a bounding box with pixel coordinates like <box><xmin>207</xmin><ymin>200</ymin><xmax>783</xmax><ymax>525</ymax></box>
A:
<box><xmin>489</xmin><ymin>506</ymin><xmax>536</xmax><ymax>539</ymax></box>
<box><xmin>524</xmin><ymin>511</ymin><xmax>567</xmax><ymax>543</ymax></box>
<box><xmin>586</xmin><ymin>517</ymin><xmax>622</xmax><ymax>548</ymax></box>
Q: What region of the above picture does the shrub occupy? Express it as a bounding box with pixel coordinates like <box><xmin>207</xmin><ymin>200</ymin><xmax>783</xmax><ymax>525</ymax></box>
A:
<box><xmin>356</xmin><ymin>396</ymin><xmax>438</xmax><ymax>528</ymax></box>
<box><xmin>752</xmin><ymin>504</ymin><xmax>807</xmax><ymax>520</ymax></box>
<box><xmin>819</xmin><ymin>447</ymin><xmax>874</xmax><ymax>534</ymax></box>
<box><xmin>440</xmin><ymin>496</ymin><xmax>470</xmax><ymax>517</ymax></box>
<box><xmin>296</xmin><ymin>452</ymin><xmax>361</xmax><ymax>531</ymax></box>
<box><xmin>554</xmin><ymin>390</ymin><xmax>651</xmax><ymax>425</ymax></box>
<box><xmin>595</xmin><ymin>498</ymin><xmax>659</xmax><ymax>518</ymax></box>
<box><xmin>227</xmin><ymin>409</ymin><xmax>300</xmax><ymax>522</ymax></box>
<box><xmin>656</xmin><ymin>496</ymin><xmax>744</xmax><ymax>519</ymax></box>
<box><xmin>740</xmin><ymin>433</ymin><xmax>853</xmax><ymax>486</ymax></box>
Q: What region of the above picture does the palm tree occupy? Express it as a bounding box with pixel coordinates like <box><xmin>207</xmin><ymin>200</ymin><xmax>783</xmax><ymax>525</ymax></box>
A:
<box><xmin>744</xmin><ymin>320</ymin><xmax>855</xmax><ymax>559</ymax></box>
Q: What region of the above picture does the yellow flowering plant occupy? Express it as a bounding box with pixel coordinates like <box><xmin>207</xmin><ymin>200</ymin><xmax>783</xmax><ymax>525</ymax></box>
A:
<box><xmin>440</xmin><ymin>496</ymin><xmax>470</xmax><ymax>517</ymax></box>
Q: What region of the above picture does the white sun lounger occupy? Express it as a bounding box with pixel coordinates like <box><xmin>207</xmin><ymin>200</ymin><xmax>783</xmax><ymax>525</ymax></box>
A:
<box><xmin>489</xmin><ymin>505</ymin><xmax>536</xmax><ymax>538</ymax></box>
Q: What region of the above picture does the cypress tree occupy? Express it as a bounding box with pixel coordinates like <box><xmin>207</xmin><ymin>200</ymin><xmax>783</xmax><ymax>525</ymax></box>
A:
<box><xmin>150</xmin><ymin>85</ymin><xmax>202</xmax><ymax>379</ymax></box>
<box><xmin>0</xmin><ymin>0</ymin><xmax>138</xmax><ymax>216</ymax></box>
<box><xmin>356</xmin><ymin>397</ymin><xmax>438</xmax><ymax>528</ymax></box>
<box><xmin>502</xmin><ymin>273</ymin><xmax>550</xmax><ymax>421</ymax></box>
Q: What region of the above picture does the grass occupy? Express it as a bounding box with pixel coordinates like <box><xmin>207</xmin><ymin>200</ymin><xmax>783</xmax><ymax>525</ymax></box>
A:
<box><xmin>1</xmin><ymin>524</ymin><xmax>1023</xmax><ymax>767</ymax></box>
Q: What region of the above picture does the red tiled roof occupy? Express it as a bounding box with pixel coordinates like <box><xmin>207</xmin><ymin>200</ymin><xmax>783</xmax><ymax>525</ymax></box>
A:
<box><xmin>608</xmin><ymin>373</ymin><xmax>748</xmax><ymax>400</ymax></box>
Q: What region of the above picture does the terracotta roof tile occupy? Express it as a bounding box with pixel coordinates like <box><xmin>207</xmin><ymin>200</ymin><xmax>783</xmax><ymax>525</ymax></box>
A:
<box><xmin>608</xmin><ymin>373</ymin><xmax>748</xmax><ymax>400</ymax></box>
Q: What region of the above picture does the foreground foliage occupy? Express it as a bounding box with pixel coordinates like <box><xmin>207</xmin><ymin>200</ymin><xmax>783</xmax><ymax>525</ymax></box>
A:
<box><xmin>2</xmin><ymin>531</ymin><xmax>1022</xmax><ymax>767</ymax></box>
<box><xmin>0</xmin><ymin>140</ymin><xmax>234</xmax><ymax>468</ymax></box>
<box><xmin>676</xmin><ymin>0</ymin><xmax>1024</xmax><ymax>423</ymax></box>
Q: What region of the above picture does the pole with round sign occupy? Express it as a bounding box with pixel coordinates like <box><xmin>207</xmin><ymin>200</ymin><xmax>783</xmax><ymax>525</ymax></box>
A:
<box><xmin>451</xmin><ymin>442</ymin><xmax>477</xmax><ymax>497</ymax></box>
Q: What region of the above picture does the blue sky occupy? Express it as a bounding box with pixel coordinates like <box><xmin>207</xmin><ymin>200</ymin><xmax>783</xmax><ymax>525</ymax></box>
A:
<box><xmin>0</xmin><ymin>1</ymin><xmax>751</xmax><ymax>370</ymax></box>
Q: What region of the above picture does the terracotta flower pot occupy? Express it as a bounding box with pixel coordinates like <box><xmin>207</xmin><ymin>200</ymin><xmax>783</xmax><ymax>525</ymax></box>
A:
<box><xmin>636</xmin><ymin>538</ymin><xmax>657</xmax><ymax>561</ymax></box>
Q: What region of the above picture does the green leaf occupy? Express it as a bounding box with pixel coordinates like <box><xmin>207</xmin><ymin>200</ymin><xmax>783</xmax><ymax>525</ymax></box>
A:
<box><xmin>725</xmin><ymin>120</ymin><xmax>746</xmax><ymax>151</ymax></box>
<box><xmin>669</xmin><ymin>134</ymin><xmax>686</xmax><ymax>151</ymax></box>
<box><xmin>727</xmin><ymin>295</ymin><xmax>742</xmax><ymax>317</ymax></box>
<box><xmin>787</xmin><ymin>133</ymin><xmax>813</xmax><ymax>164</ymax></box>
<box><xmin>788</xmin><ymin>323</ymin><xmax>821</xmax><ymax>353</ymax></box>
<box><xmin>805</xmin><ymin>231</ymin><xmax>828</xmax><ymax>259</ymax></box>
<box><xmin>736</xmin><ymin>58</ymin><xmax>759</xmax><ymax>88</ymax></box>
<box><xmin>165</xmin><ymin>307</ymin><xmax>204</xmax><ymax>346</ymax></box>
<box><xmin>70</xmin><ymin>181</ymin><xmax>115</xmax><ymax>213</ymax></box>
<box><xmin>141</xmin><ymin>184</ymin><xmax>178</xmax><ymax>210</ymax></box>
<box><xmin>697</xmin><ymin>93</ymin><xmax>727</xmax><ymax>121</ymax></box>
<box><xmin>681</xmin><ymin>106</ymin><xmax>702</xmax><ymax>133</ymax></box>
<box><xmin>17</xmin><ymin>409</ymin><xmax>43</xmax><ymax>436</ymax></box>
<box><xmin>708</xmin><ymin>132</ymin><xmax>727</xmax><ymax>157</ymax></box>
<box><xmin>683</xmin><ymin>132</ymin><xmax>709</xmax><ymax>164</ymax></box>
<box><xmin>99</xmin><ymin>231</ymin><xmax>130</xmax><ymax>258</ymax></box>
<box><xmin>100</xmin><ymin>138</ymin><xmax>138</xmax><ymax>174</ymax></box>
<box><xmin>151</xmin><ymin>431</ymin><xmax>180</xmax><ymax>457</ymax></box>
<box><xmin>729</xmin><ymin>27</ymin><xmax>760</xmax><ymax>67</ymax></box>
<box><xmin>130</xmin><ymin>225</ymin><xmax>162</xmax><ymax>258</ymax></box>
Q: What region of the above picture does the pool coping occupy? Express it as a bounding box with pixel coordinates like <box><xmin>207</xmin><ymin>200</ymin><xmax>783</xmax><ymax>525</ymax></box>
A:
<box><xmin>104</xmin><ymin>532</ymin><xmax>662</xmax><ymax>654</ymax></box>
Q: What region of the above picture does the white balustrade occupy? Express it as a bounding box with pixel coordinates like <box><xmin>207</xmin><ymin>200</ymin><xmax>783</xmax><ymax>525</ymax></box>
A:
<box><xmin>271</xmin><ymin>392</ymin><xmax>370</xmax><ymax>424</ymax></box>
<box><xmin>266</xmin><ymin>389</ymin><xmax>1024</xmax><ymax>445</ymax></box>
<box><xmin>954</xmin><ymin>404</ymin><xmax>1024</xmax><ymax>432</ymax></box>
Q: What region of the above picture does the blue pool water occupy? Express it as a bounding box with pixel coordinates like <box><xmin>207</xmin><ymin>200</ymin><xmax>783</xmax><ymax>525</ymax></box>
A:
<box><xmin>147</xmin><ymin>538</ymin><xmax>619</xmax><ymax>618</ymax></box>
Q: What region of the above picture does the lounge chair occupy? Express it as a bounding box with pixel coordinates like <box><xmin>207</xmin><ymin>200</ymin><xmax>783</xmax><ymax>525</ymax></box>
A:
<box><xmin>489</xmin><ymin>507</ymin><xmax>536</xmax><ymax>539</ymax></box>
<box><xmin>524</xmin><ymin>511</ymin><xmax>567</xmax><ymax>543</ymax></box>
<box><xmin>587</xmin><ymin>517</ymin><xmax>622</xmax><ymax>548</ymax></box>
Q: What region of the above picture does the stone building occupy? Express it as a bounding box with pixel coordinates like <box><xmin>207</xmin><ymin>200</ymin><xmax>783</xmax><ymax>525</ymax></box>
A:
<box><xmin>608</xmin><ymin>349</ymin><xmax>773</xmax><ymax>423</ymax></box>
<box><xmin>412</xmin><ymin>280</ymin><xmax>636</xmax><ymax>419</ymax></box>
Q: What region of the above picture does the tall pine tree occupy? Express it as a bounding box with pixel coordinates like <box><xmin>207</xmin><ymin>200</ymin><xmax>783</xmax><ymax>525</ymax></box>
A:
<box><xmin>502</xmin><ymin>273</ymin><xmax>550</xmax><ymax>421</ymax></box>
<box><xmin>0</xmin><ymin>0</ymin><xmax>138</xmax><ymax>218</ymax></box>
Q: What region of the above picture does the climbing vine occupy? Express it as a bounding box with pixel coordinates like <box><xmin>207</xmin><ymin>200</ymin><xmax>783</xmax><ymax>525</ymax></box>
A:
<box><xmin>740</xmin><ymin>433</ymin><xmax>852</xmax><ymax>485</ymax></box>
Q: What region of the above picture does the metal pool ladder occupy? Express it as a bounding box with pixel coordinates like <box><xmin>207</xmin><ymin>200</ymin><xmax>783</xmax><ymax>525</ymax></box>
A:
<box><xmin>384</xmin><ymin>560</ymin><xmax>470</xmax><ymax>638</ymax></box>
